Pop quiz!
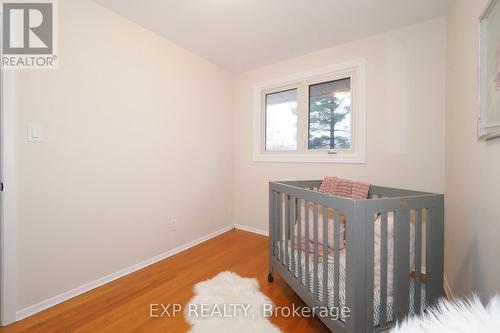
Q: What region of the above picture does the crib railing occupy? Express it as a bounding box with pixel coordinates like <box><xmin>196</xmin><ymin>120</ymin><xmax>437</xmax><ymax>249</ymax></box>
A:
<box><xmin>268</xmin><ymin>180</ymin><xmax>444</xmax><ymax>333</ymax></box>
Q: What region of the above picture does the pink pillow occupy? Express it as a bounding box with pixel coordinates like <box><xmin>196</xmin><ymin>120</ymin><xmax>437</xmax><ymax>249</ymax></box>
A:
<box><xmin>318</xmin><ymin>176</ymin><xmax>338</xmax><ymax>193</ymax></box>
<box><xmin>332</xmin><ymin>178</ymin><xmax>354</xmax><ymax>198</ymax></box>
<box><xmin>352</xmin><ymin>181</ymin><xmax>370</xmax><ymax>199</ymax></box>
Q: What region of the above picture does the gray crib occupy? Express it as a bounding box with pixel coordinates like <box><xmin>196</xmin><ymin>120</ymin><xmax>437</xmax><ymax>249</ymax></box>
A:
<box><xmin>268</xmin><ymin>180</ymin><xmax>444</xmax><ymax>333</ymax></box>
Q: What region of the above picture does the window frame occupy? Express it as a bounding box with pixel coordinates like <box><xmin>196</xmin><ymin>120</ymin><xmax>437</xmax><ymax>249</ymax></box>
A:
<box><xmin>253</xmin><ymin>59</ymin><xmax>366</xmax><ymax>163</ymax></box>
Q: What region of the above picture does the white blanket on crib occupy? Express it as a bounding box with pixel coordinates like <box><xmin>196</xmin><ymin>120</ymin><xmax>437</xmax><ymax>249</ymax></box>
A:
<box><xmin>371</xmin><ymin>213</ymin><xmax>417</xmax><ymax>292</ymax></box>
<box><xmin>297</xmin><ymin>211</ymin><xmax>416</xmax><ymax>291</ymax></box>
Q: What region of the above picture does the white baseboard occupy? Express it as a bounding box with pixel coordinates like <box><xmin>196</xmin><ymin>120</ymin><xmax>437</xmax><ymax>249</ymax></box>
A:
<box><xmin>444</xmin><ymin>275</ymin><xmax>454</xmax><ymax>299</ymax></box>
<box><xmin>233</xmin><ymin>224</ymin><xmax>269</xmax><ymax>236</ymax></box>
<box><xmin>15</xmin><ymin>225</ymin><xmax>233</xmax><ymax>321</ymax></box>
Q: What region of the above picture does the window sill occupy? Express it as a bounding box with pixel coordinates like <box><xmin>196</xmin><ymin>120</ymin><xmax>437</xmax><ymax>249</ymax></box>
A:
<box><xmin>252</xmin><ymin>152</ymin><xmax>366</xmax><ymax>164</ymax></box>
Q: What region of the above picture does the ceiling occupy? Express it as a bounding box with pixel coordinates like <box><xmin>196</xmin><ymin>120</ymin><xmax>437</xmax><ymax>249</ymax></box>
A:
<box><xmin>93</xmin><ymin>0</ymin><xmax>449</xmax><ymax>72</ymax></box>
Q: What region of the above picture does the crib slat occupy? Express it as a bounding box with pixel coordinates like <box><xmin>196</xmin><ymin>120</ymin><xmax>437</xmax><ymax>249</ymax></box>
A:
<box><xmin>298</xmin><ymin>199</ymin><xmax>302</xmax><ymax>283</ymax></box>
<box><xmin>290</xmin><ymin>196</ymin><xmax>296</xmax><ymax>275</ymax></box>
<box><xmin>414</xmin><ymin>209</ymin><xmax>422</xmax><ymax>314</ymax></box>
<box><xmin>333</xmin><ymin>210</ymin><xmax>340</xmax><ymax>309</ymax></box>
<box><xmin>285</xmin><ymin>195</ymin><xmax>290</xmax><ymax>270</ymax></box>
<box><xmin>271</xmin><ymin>191</ymin><xmax>277</xmax><ymax>258</ymax></box>
<box><xmin>394</xmin><ymin>209</ymin><xmax>410</xmax><ymax>321</ymax></box>
<box><xmin>277</xmin><ymin>192</ymin><xmax>281</xmax><ymax>259</ymax></box>
<box><xmin>305</xmin><ymin>200</ymin><xmax>310</xmax><ymax>290</ymax></box>
<box><xmin>277</xmin><ymin>193</ymin><xmax>283</xmax><ymax>263</ymax></box>
<box><xmin>366</xmin><ymin>211</ymin><xmax>375</xmax><ymax>332</ymax></box>
<box><xmin>269</xmin><ymin>190</ymin><xmax>273</xmax><ymax>260</ymax></box>
<box><xmin>313</xmin><ymin>203</ymin><xmax>319</xmax><ymax>299</ymax></box>
<box><xmin>426</xmin><ymin>201</ymin><xmax>444</xmax><ymax>306</ymax></box>
<box><xmin>380</xmin><ymin>212</ymin><xmax>388</xmax><ymax>326</ymax></box>
<box><xmin>322</xmin><ymin>207</ymin><xmax>328</xmax><ymax>305</ymax></box>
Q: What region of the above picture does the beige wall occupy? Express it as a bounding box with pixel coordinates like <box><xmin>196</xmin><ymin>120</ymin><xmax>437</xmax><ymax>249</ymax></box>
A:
<box><xmin>445</xmin><ymin>0</ymin><xmax>500</xmax><ymax>301</ymax></box>
<box><xmin>15</xmin><ymin>0</ymin><xmax>499</xmax><ymax>315</ymax></box>
<box><xmin>232</xmin><ymin>19</ymin><xmax>447</xmax><ymax>232</ymax></box>
<box><xmin>15</xmin><ymin>0</ymin><xmax>233</xmax><ymax>310</ymax></box>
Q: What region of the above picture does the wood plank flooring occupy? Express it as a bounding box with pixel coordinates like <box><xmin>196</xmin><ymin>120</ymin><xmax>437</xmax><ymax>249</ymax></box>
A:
<box><xmin>0</xmin><ymin>229</ymin><xmax>329</xmax><ymax>332</ymax></box>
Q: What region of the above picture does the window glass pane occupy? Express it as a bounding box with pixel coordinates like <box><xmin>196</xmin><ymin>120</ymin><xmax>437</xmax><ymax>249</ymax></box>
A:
<box><xmin>308</xmin><ymin>78</ymin><xmax>352</xmax><ymax>150</ymax></box>
<box><xmin>265</xmin><ymin>89</ymin><xmax>298</xmax><ymax>151</ymax></box>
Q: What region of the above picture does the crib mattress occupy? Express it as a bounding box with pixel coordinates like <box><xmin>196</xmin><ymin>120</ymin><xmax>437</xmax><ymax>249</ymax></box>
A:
<box><xmin>276</xmin><ymin>242</ymin><xmax>425</xmax><ymax>326</ymax></box>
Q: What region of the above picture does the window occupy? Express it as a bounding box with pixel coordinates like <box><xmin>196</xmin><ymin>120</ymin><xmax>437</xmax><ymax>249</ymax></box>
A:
<box><xmin>265</xmin><ymin>89</ymin><xmax>298</xmax><ymax>151</ymax></box>
<box><xmin>308</xmin><ymin>78</ymin><xmax>352</xmax><ymax>150</ymax></box>
<box><xmin>254</xmin><ymin>59</ymin><xmax>366</xmax><ymax>163</ymax></box>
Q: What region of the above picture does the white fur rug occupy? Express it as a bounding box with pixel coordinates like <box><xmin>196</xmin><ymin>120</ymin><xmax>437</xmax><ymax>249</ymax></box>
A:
<box><xmin>391</xmin><ymin>294</ymin><xmax>500</xmax><ymax>333</ymax></box>
<box><xmin>185</xmin><ymin>271</ymin><xmax>281</xmax><ymax>333</ymax></box>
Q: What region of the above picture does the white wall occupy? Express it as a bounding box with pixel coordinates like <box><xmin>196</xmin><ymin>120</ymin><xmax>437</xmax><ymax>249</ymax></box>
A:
<box><xmin>233</xmin><ymin>19</ymin><xmax>447</xmax><ymax>232</ymax></box>
<box><xmin>14</xmin><ymin>0</ymin><xmax>233</xmax><ymax>310</ymax></box>
<box><xmin>445</xmin><ymin>0</ymin><xmax>500</xmax><ymax>301</ymax></box>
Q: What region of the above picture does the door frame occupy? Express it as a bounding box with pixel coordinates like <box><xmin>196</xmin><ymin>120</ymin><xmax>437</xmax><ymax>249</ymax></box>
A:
<box><xmin>0</xmin><ymin>6</ymin><xmax>18</xmax><ymax>325</ymax></box>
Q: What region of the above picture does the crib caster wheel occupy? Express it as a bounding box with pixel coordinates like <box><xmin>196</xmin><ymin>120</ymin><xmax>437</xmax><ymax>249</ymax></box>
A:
<box><xmin>268</xmin><ymin>273</ymin><xmax>274</xmax><ymax>283</ymax></box>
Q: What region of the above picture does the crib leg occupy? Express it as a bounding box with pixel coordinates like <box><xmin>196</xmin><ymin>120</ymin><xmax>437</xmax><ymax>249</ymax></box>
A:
<box><xmin>268</xmin><ymin>272</ymin><xmax>274</xmax><ymax>283</ymax></box>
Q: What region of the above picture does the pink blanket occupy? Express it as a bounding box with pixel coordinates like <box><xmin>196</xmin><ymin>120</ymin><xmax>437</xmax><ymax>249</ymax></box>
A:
<box><xmin>299</xmin><ymin>203</ymin><xmax>346</xmax><ymax>250</ymax></box>
<box><xmin>294</xmin><ymin>178</ymin><xmax>420</xmax><ymax>292</ymax></box>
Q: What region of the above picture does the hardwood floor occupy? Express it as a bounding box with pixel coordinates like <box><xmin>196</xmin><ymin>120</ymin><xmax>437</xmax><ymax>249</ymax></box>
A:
<box><xmin>1</xmin><ymin>229</ymin><xmax>329</xmax><ymax>333</ymax></box>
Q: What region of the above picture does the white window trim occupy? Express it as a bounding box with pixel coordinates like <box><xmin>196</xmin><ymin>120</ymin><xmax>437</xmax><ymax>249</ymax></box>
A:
<box><xmin>253</xmin><ymin>58</ymin><xmax>366</xmax><ymax>163</ymax></box>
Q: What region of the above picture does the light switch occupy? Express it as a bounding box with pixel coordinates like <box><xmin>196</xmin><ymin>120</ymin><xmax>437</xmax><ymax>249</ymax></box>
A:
<box><xmin>31</xmin><ymin>127</ymin><xmax>40</xmax><ymax>138</ymax></box>
<box><xmin>27</xmin><ymin>124</ymin><xmax>43</xmax><ymax>142</ymax></box>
